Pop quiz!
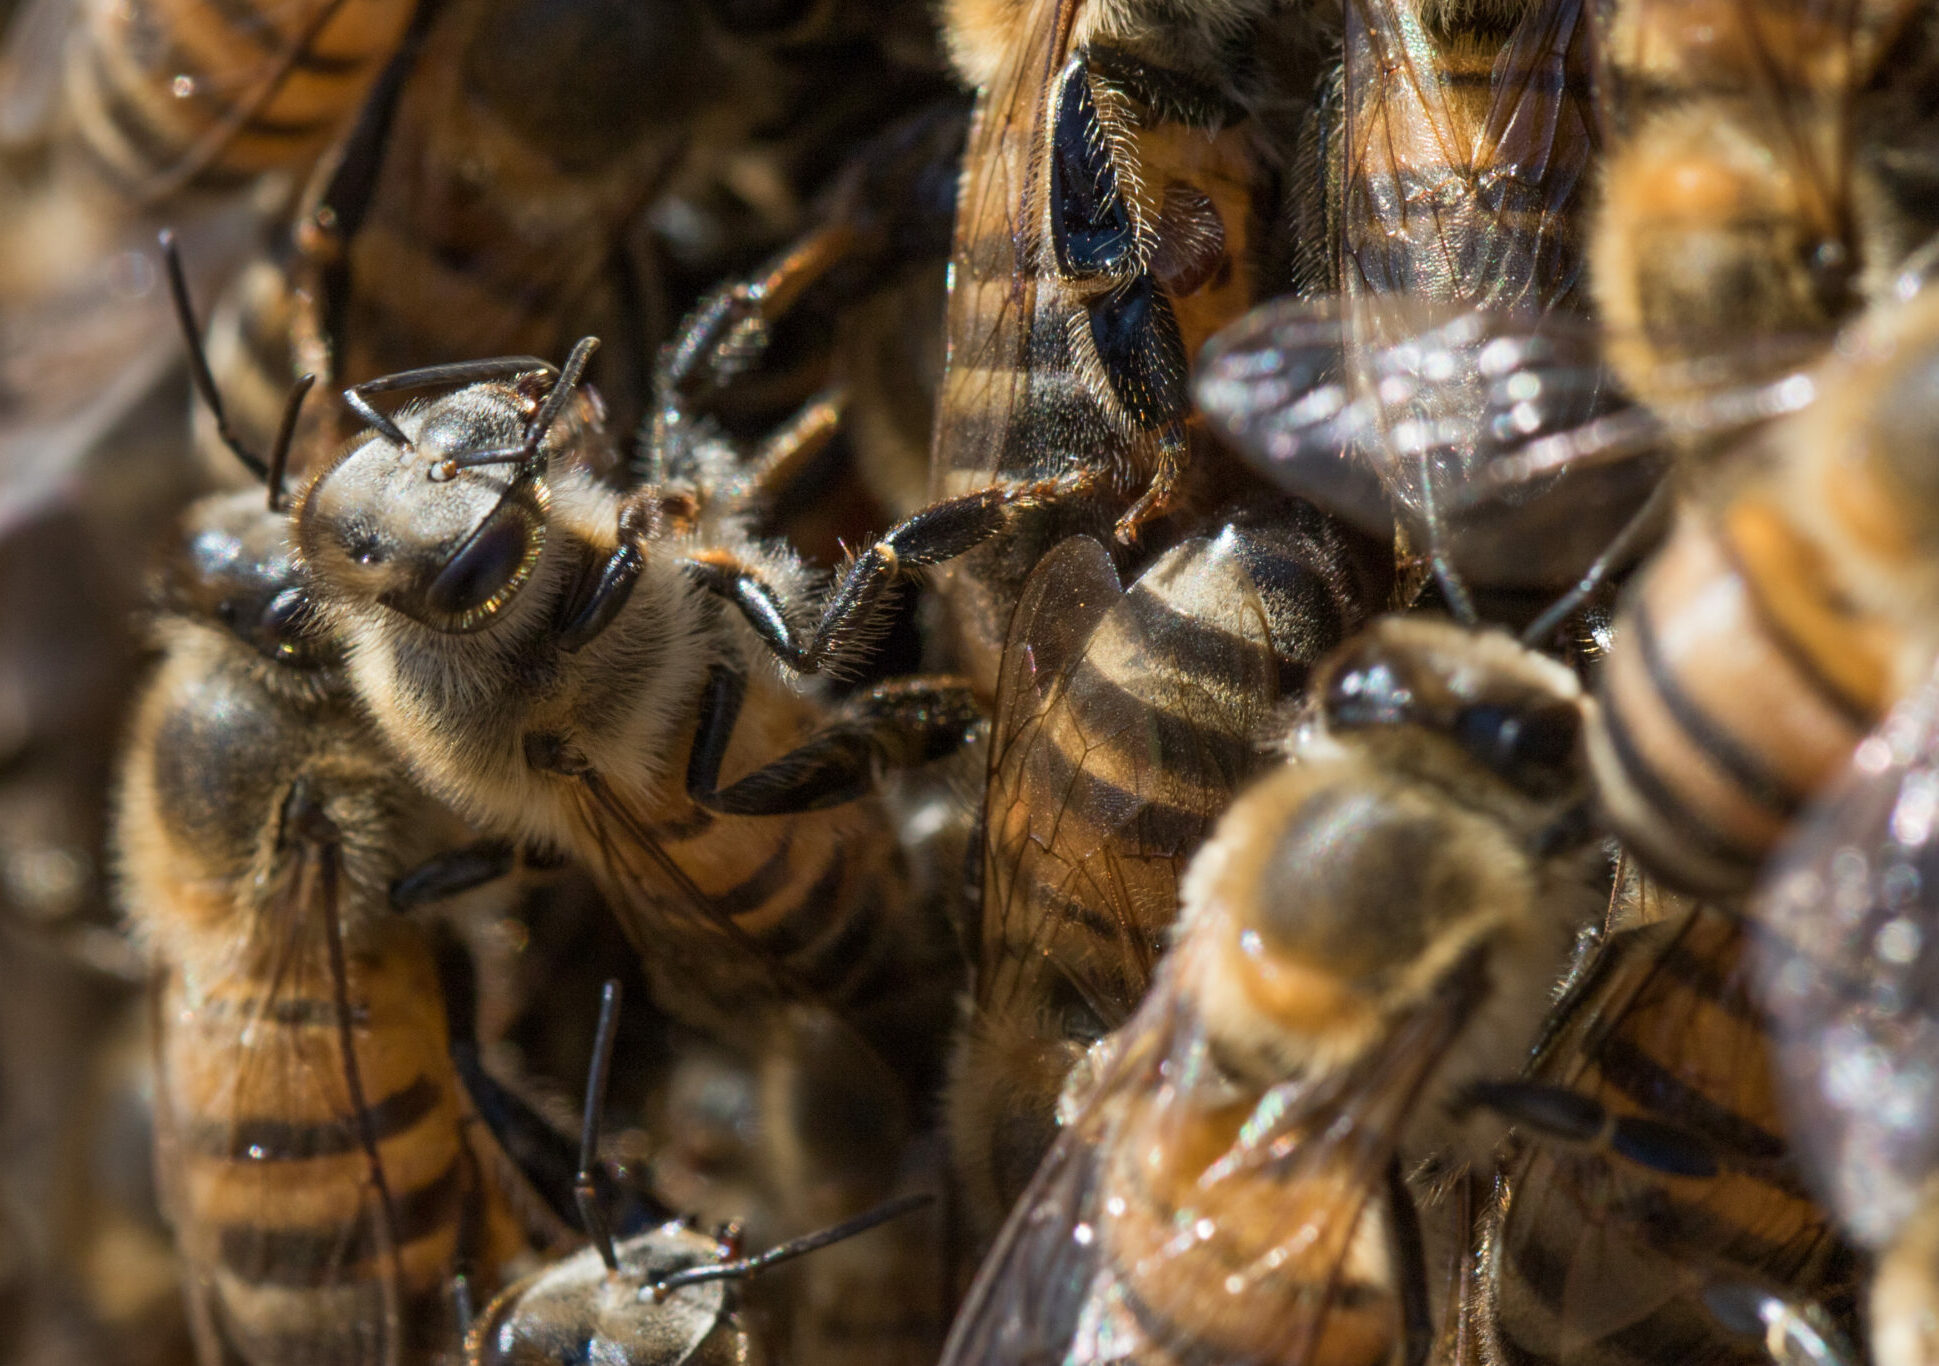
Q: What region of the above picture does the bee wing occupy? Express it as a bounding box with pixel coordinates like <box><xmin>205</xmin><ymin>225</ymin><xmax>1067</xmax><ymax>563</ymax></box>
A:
<box><xmin>1754</xmin><ymin>662</ymin><xmax>1939</xmax><ymax>1250</ymax></box>
<box><xmin>980</xmin><ymin>532</ymin><xmax>1279</xmax><ymax>1029</ymax></box>
<box><xmin>1196</xmin><ymin>296</ymin><xmax>1663</xmax><ymax>587</ymax></box>
<box><xmin>929</xmin><ymin>0</ymin><xmax>1094</xmax><ymax>495</ymax></box>
<box><xmin>942</xmin><ymin>940</ymin><xmax>1492</xmax><ymax>1366</ymax></box>
<box><xmin>1341</xmin><ymin>0</ymin><xmax>1597</xmax><ymax>314</ymax></box>
<box><xmin>154</xmin><ymin>834</ymin><xmax>414</xmax><ymax>1366</ymax></box>
<box><xmin>1498</xmin><ymin>901</ymin><xmax>1843</xmax><ymax>1355</ymax></box>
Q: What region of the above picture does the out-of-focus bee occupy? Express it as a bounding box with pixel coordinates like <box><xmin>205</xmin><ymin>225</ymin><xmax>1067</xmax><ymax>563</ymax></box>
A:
<box><xmin>1478</xmin><ymin>893</ymin><xmax>1854</xmax><ymax>1366</ymax></box>
<box><xmin>291</xmin><ymin>335</ymin><xmax>980</xmax><ymax>1085</ymax></box>
<box><xmin>917</xmin><ymin>0</ymin><xmax>1329</xmax><ymax>691</ymax></box>
<box><xmin>1589</xmin><ymin>0</ymin><xmax>1939</xmax><ymax>418</ymax></box>
<box><xmin>947</xmin><ymin>504</ymin><xmax>1390</xmax><ymax>1231</ymax></box>
<box><xmin>1753</xmin><ymin>640</ymin><xmax>1939</xmax><ymax>1366</ymax></box>
<box><xmin>938</xmin><ymin>614</ymin><xmax>1603</xmax><ymax>1366</ymax></box>
<box><xmin>467</xmin><ymin>980</ymin><xmax>934</xmax><ymax>1366</ymax></box>
<box><xmin>1575</xmin><ymin>268</ymin><xmax>1939</xmax><ymax>894</ymax></box>
<box><xmin>196</xmin><ymin>0</ymin><xmax>957</xmax><ymax>472</ymax></box>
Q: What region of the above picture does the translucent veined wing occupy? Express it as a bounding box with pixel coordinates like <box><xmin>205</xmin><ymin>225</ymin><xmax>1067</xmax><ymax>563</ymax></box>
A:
<box><xmin>930</xmin><ymin>0</ymin><xmax>1122</xmax><ymax>500</ymax></box>
<box><xmin>1340</xmin><ymin>0</ymin><xmax>1597</xmax><ymax>314</ymax></box>
<box><xmin>941</xmin><ymin>932</ymin><xmax>1489</xmax><ymax>1366</ymax></box>
<box><xmin>156</xmin><ymin>831</ymin><xmax>429</xmax><ymax>1366</ymax></box>
<box><xmin>1496</xmin><ymin>900</ymin><xmax>1845</xmax><ymax>1358</ymax></box>
<box><xmin>1195</xmin><ymin>296</ymin><xmax>1664</xmax><ymax>590</ymax></box>
<box><xmin>1755</xmin><ymin>658</ymin><xmax>1939</xmax><ymax>1250</ymax></box>
<box><xmin>980</xmin><ymin>532</ymin><xmax>1278</xmax><ymax>1031</ymax></box>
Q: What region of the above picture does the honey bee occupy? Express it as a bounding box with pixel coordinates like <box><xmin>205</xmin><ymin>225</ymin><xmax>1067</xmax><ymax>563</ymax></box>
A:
<box><xmin>1478</xmin><ymin>894</ymin><xmax>1854</xmax><ymax>1366</ymax></box>
<box><xmin>118</xmin><ymin>481</ymin><xmax>540</xmax><ymax>1364</ymax></box>
<box><xmin>242</xmin><ymin>0</ymin><xmax>959</xmax><ymax>465</ymax></box>
<box><xmin>1200</xmin><ymin>0</ymin><xmax>1614</xmax><ymax>621</ymax></box>
<box><xmin>467</xmin><ymin>979</ymin><xmax>936</xmax><ymax>1366</ymax></box>
<box><xmin>947</xmin><ymin>503</ymin><xmax>1390</xmax><ymax>1231</ymax></box>
<box><xmin>918</xmin><ymin>0</ymin><xmax>1329</xmax><ymax>690</ymax></box>
<box><xmin>290</xmin><ymin>335</ymin><xmax>981</xmax><ymax>1085</ymax></box>
<box><xmin>1576</xmin><ymin>267</ymin><xmax>1939</xmax><ymax>894</ymax></box>
<box><xmin>939</xmin><ymin>614</ymin><xmax>1602</xmax><ymax>1366</ymax></box>
<box><xmin>1588</xmin><ymin>0</ymin><xmax>1939</xmax><ymax>417</ymax></box>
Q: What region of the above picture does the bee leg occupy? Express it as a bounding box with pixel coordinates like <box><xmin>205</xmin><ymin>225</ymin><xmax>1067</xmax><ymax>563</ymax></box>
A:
<box><xmin>431</xmin><ymin>927</ymin><xmax>600</xmax><ymax>1237</ymax></box>
<box><xmin>388</xmin><ymin>839</ymin><xmax>517</xmax><ymax>909</ymax></box>
<box><xmin>1467</xmin><ymin>1081</ymin><xmax>1721</xmax><ymax>1178</ymax></box>
<box><xmin>685</xmin><ymin>665</ymin><xmax>981</xmax><ymax>815</ymax></box>
<box><xmin>553</xmin><ymin>494</ymin><xmax>662</xmax><ymax>653</ymax></box>
<box><xmin>1113</xmin><ymin>428</ymin><xmax>1185</xmax><ymax>543</ymax></box>
<box><xmin>1386</xmin><ymin>1160</ymin><xmax>1435</xmax><ymax>1366</ymax></box>
<box><xmin>688</xmin><ymin>472</ymin><xmax>1100</xmax><ymax>674</ymax></box>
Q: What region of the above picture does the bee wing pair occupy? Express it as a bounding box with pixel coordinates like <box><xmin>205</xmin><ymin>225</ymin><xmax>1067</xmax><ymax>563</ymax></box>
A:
<box><xmin>152</xmin><ymin>826</ymin><xmax>420</xmax><ymax>1366</ymax></box>
<box><xmin>1755</xmin><ymin>657</ymin><xmax>1939</xmax><ymax>1252</ymax></box>
<box><xmin>941</xmin><ymin>939</ymin><xmax>1488</xmax><ymax>1366</ymax></box>
<box><xmin>979</xmin><ymin>532</ymin><xmax>1279</xmax><ymax>1030</ymax></box>
<box><xmin>1340</xmin><ymin>0</ymin><xmax>1598</xmax><ymax>311</ymax></box>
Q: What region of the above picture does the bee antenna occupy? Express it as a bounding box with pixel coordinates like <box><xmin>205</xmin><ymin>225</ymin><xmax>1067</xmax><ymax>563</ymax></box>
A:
<box><xmin>517</xmin><ymin>337</ymin><xmax>600</xmax><ymax>478</ymax></box>
<box><xmin>1517</xmin><ymin>478</ymin><xmax>1673</xmax><ymax>648</ymax></box>
<box><xmin>647</xmin><ymin>1192</ymin><xmax>933</xmax><ymax>1299</ymax></box>
<box><xmin>574</xmin><ymin>978</ymin><xmax>622</xmax><ymax>1273</ymax></box>
<box><xmin>265</xmin><ymin>374</ymin><xmax>318</xmax><ymax>512</ymax></box>
<box><xmin>158</xmin><ymin>229</ymin><xmax>270</xmax><ymax>486</ymax></box>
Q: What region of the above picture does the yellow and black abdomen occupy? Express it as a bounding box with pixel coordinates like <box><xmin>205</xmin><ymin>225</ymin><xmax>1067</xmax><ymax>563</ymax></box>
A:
<box><xmin>162</xmin><ymin>916</ymin><xmax>481</xmax><ymax>1365</ymax></box>
<box><xmin>61</xmin><ymin>0</ymin><xmax>417</xmax><ymax>200</ymax></box>
<box><xmin>1588</xmin><ymin>498</ymin><xmax>1894</xmax><ymax>893</ymax></box>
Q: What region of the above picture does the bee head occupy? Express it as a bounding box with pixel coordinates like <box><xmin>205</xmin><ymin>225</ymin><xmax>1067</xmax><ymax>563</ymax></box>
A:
<box><xmin>1315</xmin><ymin>616</ymin><xmax>1585</xmax><ymax>802</ymax></box>
<box><xmin>294</xmin><ymin>382</ymin><xmax>557</xmax><ymax>635</ymax></box>
<box><xmin>166</xmin><ymin>490</ymin><xmax>335</xmax><ymax>670</ymax></box>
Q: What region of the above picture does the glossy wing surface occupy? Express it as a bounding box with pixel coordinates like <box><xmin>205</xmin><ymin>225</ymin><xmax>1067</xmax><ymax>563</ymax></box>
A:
<box><xmin>1755</xmin><ymin>664</ymin><xmax>1939</xmax><ymax>1249</ymax></box>
<box><xmin>1195</xmin><ymin>296</ymin><xmax>1658</xmax><ymax>587</ymax></box>
<box><xmin>942</xmin><ymin>939</ymin><xmax>1486</xmax><ymax>1366</ymax></box>
<box><xmin>156</xmin><ymin>840</ymin><xmax>411</xmax><ymax>1366</ymax></box>
<box><xmin>980</xmin><ymin>532</ymin><xmax>1277</xmax><ymax>1030</ymax></box>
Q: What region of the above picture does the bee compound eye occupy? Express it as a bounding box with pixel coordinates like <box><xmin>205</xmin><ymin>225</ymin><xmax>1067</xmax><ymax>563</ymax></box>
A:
<box><xmin>421</xmin><ymin>508</ymin><xmax>534</xmax><ymax>628</ymax></box>
<box><xmin>1454</xmin><ymin>700</ymin><xmax>1580</xmax><ymax>793</ymax></box>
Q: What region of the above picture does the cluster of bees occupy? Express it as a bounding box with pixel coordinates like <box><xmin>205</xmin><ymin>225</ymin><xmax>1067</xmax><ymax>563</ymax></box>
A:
<box><xmin>5</xmin><ymin>0</ymin><xmax>1939</xmax><ymax>1362</ymax></box>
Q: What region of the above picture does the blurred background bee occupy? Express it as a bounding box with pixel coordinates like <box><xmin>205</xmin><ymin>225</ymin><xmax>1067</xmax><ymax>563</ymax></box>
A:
<box><xmin>1589</xmin><ymin>0</ymin><xmax>1939</xmax><ymax>418</ymax></box>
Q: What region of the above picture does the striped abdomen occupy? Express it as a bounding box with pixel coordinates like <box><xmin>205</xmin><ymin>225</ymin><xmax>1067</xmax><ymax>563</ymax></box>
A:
<box><xmin>567</xmin><ymin>703</ymin><xmax>953</xmax><ymax>1089</ymax></box>
<box><xmin>1588</xmin><ymin>498</ymin><xmax>1894</xmax><ymax>893</ymax></box>
<box><xmin>1487</xmin><ymin>902</ymin><xmax>1848</xmax><ymax>1366</ymax></box>
<box><xmin>162</xmin><ymin>918</ymin><xmax>506</xmax><ymax>1364</ymax></box>
<box><xmin>62</xmin><ymin>0</ymin><xmax>414</xmax><ymax>199</ymax></box>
